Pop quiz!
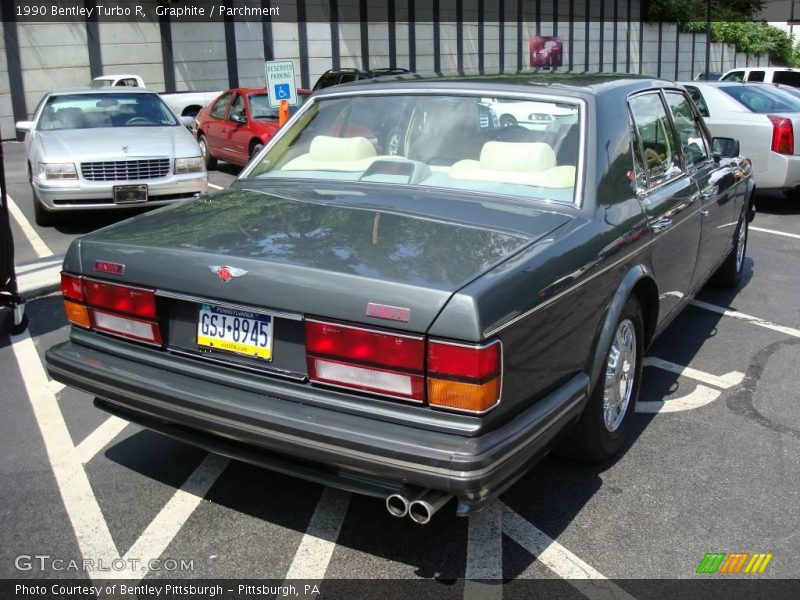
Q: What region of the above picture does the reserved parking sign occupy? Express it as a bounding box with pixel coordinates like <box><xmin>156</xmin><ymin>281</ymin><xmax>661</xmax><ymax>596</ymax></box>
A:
<box><xmin>265</xmin><ymin>60</ymin><xmax>298</xmax><ymax>108</ymax></box>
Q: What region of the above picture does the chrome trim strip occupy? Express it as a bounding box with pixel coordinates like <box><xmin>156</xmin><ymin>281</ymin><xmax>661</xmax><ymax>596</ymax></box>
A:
<box><xmin>155</xmin><ymin>290</ymin><xmax>304</xmax><ymax>321</ymax></box>
<box><xmin>428</xmin><ymin>338</ymin><xmax>504</xmax><ymax>415</ymax></box>
<box><xmin>238</xmin><ymin>88</ymin><xmax>587</xmax><ymax>208</ymax></box>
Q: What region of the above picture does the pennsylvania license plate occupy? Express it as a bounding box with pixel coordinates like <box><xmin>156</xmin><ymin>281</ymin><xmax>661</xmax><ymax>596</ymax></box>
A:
<box><xmin>113</xmin><ymin>184</ymin><xmax>148</xmax><ymax>204</ymax></box>
<box><xmin>197</xmin><ymin>304</ymin><xmax>273</xmax><ymax>361</ymax></box>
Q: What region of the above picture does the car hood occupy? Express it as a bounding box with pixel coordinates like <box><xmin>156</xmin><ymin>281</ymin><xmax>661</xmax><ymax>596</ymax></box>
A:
<box><xmin>69</xmin><ymin>183</ymin><xmax>573</xmax><ymax>332</ymax></box>
<box><xmin>35</xmin><ymin>126</ymin><xmax>200</xmax><ymax>162</ymax></box>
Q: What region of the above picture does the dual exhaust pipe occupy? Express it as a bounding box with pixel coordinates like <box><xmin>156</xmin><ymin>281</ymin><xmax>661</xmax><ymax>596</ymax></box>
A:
<box><xmin>386</xmin><ymin>488</ymin><xmax>452</xmax><ymax>524</ymax></box>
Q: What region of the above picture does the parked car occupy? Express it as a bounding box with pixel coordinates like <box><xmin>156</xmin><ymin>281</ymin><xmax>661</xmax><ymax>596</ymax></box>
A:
<box><xmin>312</xmin><ymin>67</ymin><xmax>411</xmax><ymax>91</ymax></box>
<box><xmin>46</xmin><ymin>75</ymin><xmax>751</xmax><ymax>523</ymax></box>
<box><xmin>16</xmin><ymin>88</ymin><xmax>207</xmax><ymax>226</ymax></box>
<box><xmin>683</xmin><ymin>81</ymin><xmax>800</xmax><ymax>197</ymax></box>
<box><xmin>195</xmin><ymin>87</ymin><xmax>311</xmax><ymax>168</ymax></box>
<box><xmin>483</xmin><ymin>97</ymin><xmax>577</xmax><ymax>129</ymax></box>
<box><xmin>721</xmin><ymin>67</ymin><xmax>800</xmax><ymax>88</ymax></box>
<box><xmin>91</xmin><ymin>74</ymin><xmax>222</xmax><ymax>117</ymax></box>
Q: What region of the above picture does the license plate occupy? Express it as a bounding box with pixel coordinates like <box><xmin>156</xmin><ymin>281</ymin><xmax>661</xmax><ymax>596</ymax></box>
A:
<box><xmin>113</xmin><ymin>184</ymin><xmax>148</xmax><ymax>204</ymax></box>
<box><xmin>196</xmin><ymin>304</ymin><xmax>273</xmax><ymax>361</ymax></box>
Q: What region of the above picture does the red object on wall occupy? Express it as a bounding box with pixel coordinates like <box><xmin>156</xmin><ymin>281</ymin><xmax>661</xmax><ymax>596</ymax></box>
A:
<box><xmin>530</xmin><ymin>36</ymin><xmax>563</xmax><ymax>68</ymax></box>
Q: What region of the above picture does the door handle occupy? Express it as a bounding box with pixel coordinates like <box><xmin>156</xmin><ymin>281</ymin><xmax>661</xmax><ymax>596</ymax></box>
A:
<box><xmin>650</xmin><ymin>217</ymin><xmax>673</xmax><ymax>232</ymax></box>
<box><xmin>701</xmin><ymin>185</ymin><xmax>719</xmax><ymax>199</ymax></box>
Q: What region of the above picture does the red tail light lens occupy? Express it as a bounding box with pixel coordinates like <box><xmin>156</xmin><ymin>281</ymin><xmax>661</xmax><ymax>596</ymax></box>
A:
<box><xmin>428</xmin><ymin>340</ymin><xmax>501</xmax><ymax>380</ymax></box>
<box><xmin>60</xmin><ymin>273</ymin><xmax>162</xmax><ymax>346</ymax></box>
<box><xmin>768</xmin><ymin>115</ymin><xmax>794</xmax><ymax>155</ymax></box>
<box><xmin>427</xmin><ymin>340</ymin><xmax>502</xmax><ymax>413</ymax></box>
<box><xmin>84</xmin><ymin>279</ymin><xmax>157</xmax><ymax>319</ymax></box>
<box><xmin>305</xmin><ymin>320</ymin><xmax>425</xmax><ymax>401</ymax></box>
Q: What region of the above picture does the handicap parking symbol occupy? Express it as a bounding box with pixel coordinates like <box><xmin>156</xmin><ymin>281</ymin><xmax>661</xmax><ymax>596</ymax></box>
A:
<box><xmin>274</xmin><ymin>83</ymin><xmax>291</xmax><ymax>100</ymax></box>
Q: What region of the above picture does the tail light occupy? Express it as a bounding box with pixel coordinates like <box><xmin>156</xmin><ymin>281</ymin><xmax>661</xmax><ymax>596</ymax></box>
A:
<box><xmin>305</xmin><ymin>320</ymin><xmax>425</xmax><ymax>400</ymax></box>
<box><xmin>60</xmin><ymin>273</ymin><xmax>162</xmax><ymax>346</ymax></box>
<box><xmin>768</xmin><ymin>115</ymin><xmax>794</xmax><ymax>155</ymax></box>
<box><xmin>305</xmin><ymin>319</ymin><xmax>502</xmax><ymax>413</ymax></box>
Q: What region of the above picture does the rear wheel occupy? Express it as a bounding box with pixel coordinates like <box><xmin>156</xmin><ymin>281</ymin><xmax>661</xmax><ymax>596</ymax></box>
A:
<box><xmin>249</xmin><ymin>142</ymin><xmax>264</xmax><ymax>161</ymax></box>
<box><xmin>198</xmin><ymin>134</ymin><xmax>217</xmax><ymax>170</ymax></box>
<box><xmin>713</xmin><ymin>216</ymin><xmax>748</xmax><ymax>288</ymax></box>
<box><xmin>559</xmin><ymin>297</ymin><xmax>644</xmax><ymax>462</ymax></box>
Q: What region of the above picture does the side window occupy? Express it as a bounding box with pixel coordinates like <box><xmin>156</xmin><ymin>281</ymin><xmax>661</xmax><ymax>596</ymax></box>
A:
<box><xmin>664</xmin><ymin>91</ymin><xmax>710</xmax><ymax>166</ymax></box>
<box><xmin>229</xmin><ymin>94</ymin><xmax>245</xmax><ymax>120</ymax></box>
<box><xmin>747</xmin><ymin>71</ymin><xmax>765</xmax><ymax>82</ymax></box>
<box><xmin>685</xmin><ymin>86</ymin><xmax>710</xmax><ymax>118</ymax></box>
<box><xmin>722</xmin><ymin>70</ymin><xmax>745</xmax><ymax>82</ymax></box>
<box><xmin>210</xmin><ymin>92</ymin><xmax>233</xmax><ymax>119</ymax></box>
<box><xmin>628</xmin><ymin>93</ymin><xmax>684</xmax><ymax>188</ymax></box>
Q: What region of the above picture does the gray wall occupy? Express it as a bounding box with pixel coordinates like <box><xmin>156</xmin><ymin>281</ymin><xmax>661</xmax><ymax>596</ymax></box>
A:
<box><xmin>1</xmin><ymin>4</ymin><xmax>772</xmax><ymax>139</ymax></box>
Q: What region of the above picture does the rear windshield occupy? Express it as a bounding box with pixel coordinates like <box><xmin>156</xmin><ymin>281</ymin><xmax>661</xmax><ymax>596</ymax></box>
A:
<box><xmin>38</xmin><ymin>93</ymin><xmax>178</xmax><ymax>130</ymax></box>
<box><xmin>772</xmin><ymin>71</ymin><xmax>800</xmax><ymax>87</ymax></box>
<box><xmin>249</xmin><ymin>93</ymin><xmax>307</xmax><ymax>120</ymax></box>
<box><xmin>720</xmin><ymin>85</ymin><xmax>800</xmax><ymax>113</ymax></box>
<box><xmin>247</xmin><ymin>93</ymin><xmax>582</xmax><ymax>204</ymax></box>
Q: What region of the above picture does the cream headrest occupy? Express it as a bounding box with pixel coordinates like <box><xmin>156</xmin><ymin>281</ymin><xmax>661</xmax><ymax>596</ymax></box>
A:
<box><xmin>479</xmin><ymin>141</ymin><xmax>556</xmax><ymax>173</ymax></box>
<box><xmin>309</xmin><ymin>136</ymin><xmax>377</xmax><ymax>162</ymax></box>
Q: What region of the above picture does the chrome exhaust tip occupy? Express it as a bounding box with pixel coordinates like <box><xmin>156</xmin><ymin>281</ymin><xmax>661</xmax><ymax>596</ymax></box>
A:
<box><xmin>386</xmin><ymin>493</ymin><xmax>409</xmax><ymax>518</ymax></box>
<box><xmin>408</xmin><ymin>491</ymin><xmax>452</xmax><ymax>525</ymax></box>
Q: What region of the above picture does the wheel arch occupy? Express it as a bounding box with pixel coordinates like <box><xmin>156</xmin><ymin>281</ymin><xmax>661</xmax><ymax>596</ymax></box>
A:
<box><xmin>181</xmin><ymin>105</ymin><xmax>203</xmax><ymax>117</ymax></box>
<box><xmin>586</xmin><ymin>265</ymin><xmax>658</xmax><ymax>393</ymax></box>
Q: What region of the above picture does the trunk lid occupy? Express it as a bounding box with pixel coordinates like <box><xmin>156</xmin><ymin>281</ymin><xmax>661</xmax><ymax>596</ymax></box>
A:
<box><xmin>73</xmin><ymin>183</ymin><xmax>572</xmax><ymax>332</ymax></box>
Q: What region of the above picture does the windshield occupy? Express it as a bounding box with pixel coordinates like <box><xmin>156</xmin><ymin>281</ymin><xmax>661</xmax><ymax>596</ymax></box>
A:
<box><xmin>37</xmin><ymin>93</ymin><xmax>179</xmax><ymax>130</ymax></box>
<box><xmin>247</xmin><ymin>94</ymin><xmax>581</xmax><ymax>204</ymax></box>
<box><xmin>721</xmin><ymin>85</ymin><xmax>800</xmax><ymax>113</ymax></box>
<box><xmin>249</xmin><ymin>93</ymin><xmax>306</xmax><ymax>120</ymax></box>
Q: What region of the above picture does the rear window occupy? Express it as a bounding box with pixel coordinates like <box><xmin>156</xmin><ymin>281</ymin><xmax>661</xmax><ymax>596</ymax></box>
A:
<box><xmin>249</xmin><ymin>93</ymin><xmax>307</xmax><ymax>120</ymax></box>
<box><xmin>772</xmin><ymin>71</ymin><xmax>800</xmax><ymax>87</ymax></box>
<box><xmin>720</xmin><ymin>85</ymin><xmax>800</xmax><ymax>114</ymax></box>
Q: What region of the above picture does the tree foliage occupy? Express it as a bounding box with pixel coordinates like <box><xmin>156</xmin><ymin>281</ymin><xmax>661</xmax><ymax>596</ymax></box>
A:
<box><xmin>646</xmin><ymin>0</ymin><xmax>798</xmax><ymax>66</ymax></box>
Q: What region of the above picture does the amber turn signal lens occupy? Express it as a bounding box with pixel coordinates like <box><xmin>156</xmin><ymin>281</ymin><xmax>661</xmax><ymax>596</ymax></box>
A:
<box><xmin>427</xmin><ymin>376</ymin><xmax>500</xmax><ymax>413</ymax></box>
<box><xmin>63</xmin><ymin>300</ymin><xmax>91</xmax><ymax>328</ymax></box>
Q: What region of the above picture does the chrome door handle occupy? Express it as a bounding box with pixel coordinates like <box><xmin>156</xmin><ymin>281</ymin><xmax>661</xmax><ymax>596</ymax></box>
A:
<box><xmin>651</xmin><ymin>218</ymin><xmax>673</xmax><ymax>232</ymax></box>
<box><xmin>701</xmin><ymin>185</ymin><xmax>719</xmax><ymax>199</ymax></box>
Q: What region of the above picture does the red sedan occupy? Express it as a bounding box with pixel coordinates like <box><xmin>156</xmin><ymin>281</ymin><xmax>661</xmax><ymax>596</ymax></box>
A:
<box><xmin>195</xmin><ymin>87</ymin><xmax>310</xmax><ymax>168</ymax></box>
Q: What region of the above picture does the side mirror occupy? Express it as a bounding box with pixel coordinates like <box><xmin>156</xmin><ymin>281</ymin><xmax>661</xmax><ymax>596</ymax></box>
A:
<box><xmin>712</xmin><ymin>137</ymin><xmax>740</xmax><ymax>159</ymax></box>
<box><xmin>179</xmin><ymin>115</ymin><xmax>195</xmax><ymax>129</ymax></box>
<box><xmin>16</xmin><ymin>121</ymin><xmax>33</xmax><ymax>132</ymax></box>
<box><xmin>230</xmin><ymin>113</ymin><xmax>247</xmax><ymax>124</ymax></box>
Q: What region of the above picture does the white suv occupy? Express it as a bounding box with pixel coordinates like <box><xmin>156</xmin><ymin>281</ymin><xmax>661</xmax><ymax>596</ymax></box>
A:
<box><xmin>721</xmin><ymin>67</ymin><xmax>800</xmax><ymax>87</ymax></box>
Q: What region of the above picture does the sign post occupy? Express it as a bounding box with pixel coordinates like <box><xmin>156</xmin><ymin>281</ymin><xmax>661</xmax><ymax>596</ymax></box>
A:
<box><xmin>265</xmin><ymin>60</ymin><xmax>298</xmax><ymax>109</ymax></box>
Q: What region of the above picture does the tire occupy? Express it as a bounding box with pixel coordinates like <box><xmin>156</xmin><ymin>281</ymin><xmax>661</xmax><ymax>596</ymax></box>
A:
<box><xmin>32</xmin><ymin>192</ymin><xmax>55</xmax><ymax>227</ymax></box>
<box><xmin>198</xmin><ymin>134</ymin><xmax>217</xmax><ymax>170</ymax></box>
<box><xmin>250</xmin><ymin>142</ymin><xmax>264</xmax><ymax>161</ymax></box>
<box><xmin>500</xmin><ymin>114</ymin><xmax>518</xmax><ymax>127</ymax></box>
<box><xmin>712</xmin><ymin>216</ymin><xmax>748</xmax><ymax>288</ymax></box>
<box><xmin>559</xmin><ymin>297</ymin><xmax>644</xmax><ymax>462</ymax></box>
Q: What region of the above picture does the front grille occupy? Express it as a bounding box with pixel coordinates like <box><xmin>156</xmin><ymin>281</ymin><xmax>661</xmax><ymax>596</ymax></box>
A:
<box><xmin>81</xmin><ymin>159</ymin><xmax>170</xmax><ymax>181</ymax></box>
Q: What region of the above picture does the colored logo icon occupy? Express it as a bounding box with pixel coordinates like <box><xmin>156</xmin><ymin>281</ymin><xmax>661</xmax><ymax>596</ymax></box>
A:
<box><xmin>275</xmin><ymin>83</ymin><xmax>290</xmax><ymax>100</ymax></box>
<box><xmin>696</xmin><ymin>552</ymin><xmax>773</xmax><ymax>574</ymax></box>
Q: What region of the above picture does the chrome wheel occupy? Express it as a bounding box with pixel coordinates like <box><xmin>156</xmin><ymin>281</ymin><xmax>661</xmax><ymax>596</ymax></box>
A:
<box><xmin>199</xmin><ymin>137</ymin><xmax>208</xmax><ymax>160</ymax></box>
<box><xmin>603</xmin><ymin>318</ymin><xmax>637</xmax><ymax>432</ymax></box>
<box><xmin>735</xmin><ymin>219</ymin><xmax>747</xmax><ymax>274</ymax></box>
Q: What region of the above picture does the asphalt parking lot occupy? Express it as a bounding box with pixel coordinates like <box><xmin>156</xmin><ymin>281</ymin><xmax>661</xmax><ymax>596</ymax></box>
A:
<box><xmin>2</xmin><ymin>139</ymin><xmax>799</xmax><ymax>595</ymax></box>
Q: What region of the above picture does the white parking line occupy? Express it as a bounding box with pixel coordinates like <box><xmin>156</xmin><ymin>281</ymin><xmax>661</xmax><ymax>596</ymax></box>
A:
<box><xmin>501</xmin><ymin>503</ymin><xmax>636</xmax><ymax>600</ymax></box>
<box><xmin>642</xmin><ymin>357</ymin><xmax>744</xmax><ymax>389</ymax></box>
<box><xmin>121</xmin><ymin>453</ymin><xmax>229</xmax><ymax>579</ymax></box>
<box><xmin>207</xmin><ymin>183</ymin><xmax>224</xmax><ymax>190</ymax></box>
<box><xmin>285</xmin><ymin>487</ymin><xmax>351</xmax><ymax>579</ymax></box>
<box><xmin>10</xmin><ymin>330</ymin><xmax>118</xmax><ymax>569</ymax></box>
<box><xmin>636</xmin><ymin>385</ymin><xmax>720</xmax><ymax>414</ymax></box>
<box><xmin>74</xmin><ymin>416</ymin><xmax>129</xmax><ymax>464</ymax></box>
<box><xmin>465</xmin><ymin>502</ymin><xmax>503</xmax><ymax>600</ymax></box>
<box><xmin>6</xmin><ymin>193</ymin><xmax>54</xmax><ymax>258</ymax></box>
<box><xmin>16</xmin><ymin>257</ymin><xmax>64</xmax><ymax>274</ymax></box>
<box><xmin>690</xmin><ymin>299</ymin><xmax>800</xmax><ymax>339</ymax></box>
<box><xmin>750</xmin><ymin>226</ymin><xmax>800</xmax><ymax>240</ymax></box>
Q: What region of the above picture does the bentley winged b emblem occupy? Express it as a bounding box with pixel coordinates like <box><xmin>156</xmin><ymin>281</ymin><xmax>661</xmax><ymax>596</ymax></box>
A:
<box><xmin>209</xmin><ymin>265</ymin><xmax>248</xmax><ymax>283</ymax></box>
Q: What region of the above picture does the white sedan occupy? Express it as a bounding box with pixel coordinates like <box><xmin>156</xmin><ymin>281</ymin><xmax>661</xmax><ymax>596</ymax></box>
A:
<box><xmin>682</xmin><ymin>81</ymin><xmax>800</xmax><ymax>195</ymax></box>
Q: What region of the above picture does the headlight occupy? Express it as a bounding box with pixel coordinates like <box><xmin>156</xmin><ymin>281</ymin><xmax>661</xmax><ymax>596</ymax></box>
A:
<box><xmin>40</xmin><ymin>163</ymin><xmax>77</xmax><ymax>180</ymax></box>
<box><xmin>174</xmin><ymin>157</ymin><xmax>205</xmax><ymax>174</ymax></box>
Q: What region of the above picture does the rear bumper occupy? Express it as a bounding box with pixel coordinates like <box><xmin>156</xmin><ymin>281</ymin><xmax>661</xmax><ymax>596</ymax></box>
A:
<box><xmin>755</xmin><ymin>152</ymin><xmax>800</xmax><ymax>191</ymax></box>
<box><xmin>45</xmin><ymin>335</ymin><xmax>588</xmax><ymax>513</ymax></box>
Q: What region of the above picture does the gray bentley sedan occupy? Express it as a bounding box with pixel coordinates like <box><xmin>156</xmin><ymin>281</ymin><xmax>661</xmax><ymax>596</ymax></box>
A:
<box><xmin>16</xmin><ymin>87</ymin><xmax>207</xmax><ymax>226</ymax></box>
<box><xmin>46</xmin><ymin>74</ymin><xmax>753</xmax><ymax>523</ymax></box>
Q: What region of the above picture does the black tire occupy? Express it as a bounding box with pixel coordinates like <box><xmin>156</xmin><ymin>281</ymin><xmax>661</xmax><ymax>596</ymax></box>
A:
<box><xmin>33</xmin><ymin>192</ymin><xmax>55</xmax><ymax>227</ymax></box>
<box><xmin>559</xmin><ymin>297</ymin><xmax>644</xmax><ymax>463</ymax></box>
<box><xmin>500</xmin><ymin>114</ymin><xmax>518</xmax><ymax>127</ymax></box>
<box><xmin>713</xmin><ymin>216</ymin><xmax>748</xmax><ymax>288</ymax></box>
<box><xmin>198</xmin><ymin>134</ymin><xmax>217</xmax><ymax>170</ymax></box>
<box><xmin>250</xmin><ymin>142</ymin><xmax>264</xmax><ymax>161</ymax></box>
